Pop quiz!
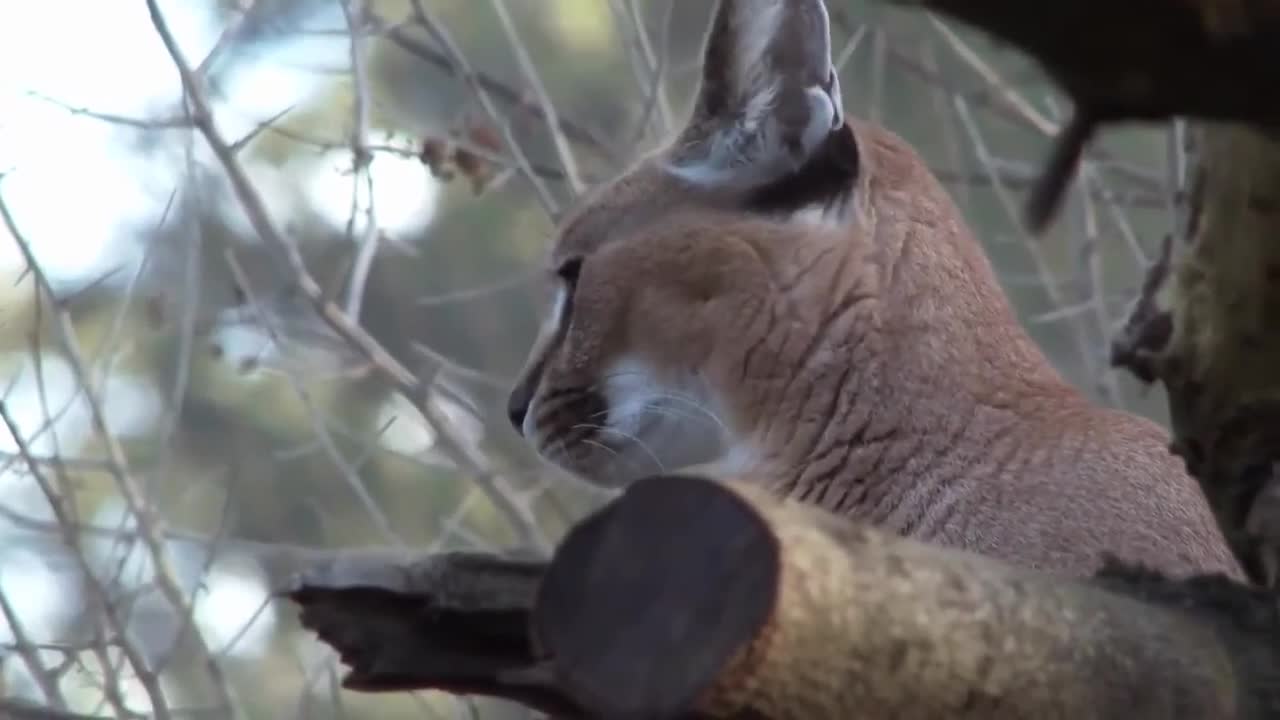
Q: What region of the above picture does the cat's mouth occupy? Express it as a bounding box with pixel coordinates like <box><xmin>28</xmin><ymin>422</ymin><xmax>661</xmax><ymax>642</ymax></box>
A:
<box><xmin>536</xmin><ymin>414</ymin><xmax>669</xmax><ymax>488</ymax></box>
<box><xmin>526</xmin><ymin>377</ymin><xmax>726</xmax><ymax>488</ymax></box>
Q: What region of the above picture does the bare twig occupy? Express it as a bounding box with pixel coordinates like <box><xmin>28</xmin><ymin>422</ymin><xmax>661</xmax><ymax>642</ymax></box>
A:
<box><xmin>0</xmin><ymin>589</ymin><xmax>66</xmax><ymax>710</ymax></box>
<box><xmin>378</xmin><ymin>18</ymin><xmax>617</xmax><ymax>164</ymax></box>
<box><xmin>223</xmin><ymin>248</ymin><xmax>402</xmax><ymax>546</ymax></box>
<box><xmin>26</xmin><ymin>92</ymin><xmax>192</xmax><ymax>131</ymax></box>
<box><xmin>339</xmin><ymin>0</ymin><xmax>381</xmax><ymax>323</ymax></box>
<box><xmin>926</xmin><ymin>16</ymin><xmax>1057</xmax><ymax>136</ymax></box>
<box><xmin>2</xmin><ymin>187</ymin><xmax>207</xmax><ymax>719</ymax></box>
<box><xmin>144</xmin><ymin>0</ymin><xmax>549</xmax><ymax>554</ymax></box>
<box><xmin>951</xmin><ymin>96</ymin><xmax>1102</xmax><ymax>401</ymax></box>
<box><xmin>395</xmin><ymin>4</ymin><xmax>560</xmax><ymax>215</ymax></box>
<box><xmin>0</xmin><ymin>699</ymin><xmax>114</xmax><ymax>720</ymax></box>
<box><xmin>0</xmin><ymin>400</ymin><xmax>153</xmax><ymax>719</ymax></box>
<box><xmin>626</xmin><ymin>0</ymin><xmax>676</xmax><ymax>147</ymax></box>
<box><xmin>483</xmin><ymin>0</ymin><xmax>584</xmax><ymax>194</ymax></box>
<box><xmin>627</xmin><ymin>0</ymin><xmax>675</xmax><ymax>135</ymax></box>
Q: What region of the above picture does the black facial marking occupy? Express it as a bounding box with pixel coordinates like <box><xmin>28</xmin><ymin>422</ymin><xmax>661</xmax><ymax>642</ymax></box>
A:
<box><xmin>509</xmin><ymin>267</ymin><xmax>582</xmax><ymax>435</ymax></box>
<box><xmin>556</xmin><ymin>256</ymin><xmax>583</xmax><ymax>285</ymax></box>
<box><xmin>507</xmin><ymin>362</ymin><xmax>540</xmax><ymax>432</ymax></box>
<box><xmin>536</xmin><ymin>388</ymin><xmax>607</xmax><ymax>447</ymax></box>
<box><xmin>746</xmin><ymin>123</ymin><xmax>859</xmax><ymax>217</ymax></box>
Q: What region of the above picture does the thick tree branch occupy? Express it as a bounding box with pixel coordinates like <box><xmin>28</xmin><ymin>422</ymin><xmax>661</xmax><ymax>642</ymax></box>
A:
<box><xmin>1114</xmin><ymin>124</ymin><xmax>1280</xmax><ymax>586</ymax></box>
<box><xmin>883</xmin><ymin>0</ymin><xmax>1280</xmax><ymax>230</ymax></box>
<box><xmin>283</xmin><ymin>550</ymin><xmax>580</xmax><ymax>715</ymax></box>
<box><xmin>288</xmin><ymin>475</ymin><xmax>1280</xmax><ymax>718</ymax></box>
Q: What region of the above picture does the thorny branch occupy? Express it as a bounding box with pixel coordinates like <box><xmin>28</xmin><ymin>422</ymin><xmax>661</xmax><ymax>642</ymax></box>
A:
<box><xmin>0</xmin><ymin>188</ymin><xmax>237</xmax><ymax>719</ymax></box>
<box><xmin>339</xmin><ymin>0</ymin><xmax>381</xmax><ymax>324</ymax></box>
<box><xmin>142</xmin><ymin>0</ymin><xmax>549</xmax><ymax>555</ymax></box>
<box><xmin>484</xmin><ymin>0</ymin><xmax>585</xmax><ymax>195</ymax></box>
<box><xmin>378</xmin><ymin>15</ymin><xmax>619</xmax><ymax>166</ymax></box>
<box><xmin>396</xmin><ymin>1</ymin><xmax>562</xmax><ymax>215</ymax></box>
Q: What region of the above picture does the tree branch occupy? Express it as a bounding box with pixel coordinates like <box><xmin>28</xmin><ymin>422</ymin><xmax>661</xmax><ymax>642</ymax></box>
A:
<box><xmin>283</xmin><ymin>550</ymin><xmax>581</xmax><ymax>716</ymax></box>
<box><xmin>883</xmin><ymin>0</ymin><xmax>1280</xmax><ymax>231</ymax></box>
<box><xmin>143</xmin><ymin>0</ymin><xmax>551</xmax><ymax>554</ymax></box>
<box><xmin>288</xmin><ymin>475</ymin><xmax>1280</xmax><ymax>718</ymax></box>
<box><xmin>1114</xmin><ymin>124</ymin><xmax>1280</xmax><ymax>587</ymax></box>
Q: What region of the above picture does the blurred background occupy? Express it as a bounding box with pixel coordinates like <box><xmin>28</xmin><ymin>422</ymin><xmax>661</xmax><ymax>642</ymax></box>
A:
<box><xmin>0</xmin><ymin>0</ymin><xmax>1184</xmax><ymax>717</ymax></box>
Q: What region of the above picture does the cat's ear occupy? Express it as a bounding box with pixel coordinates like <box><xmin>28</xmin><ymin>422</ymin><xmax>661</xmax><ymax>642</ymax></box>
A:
<box><xmin>667</xmin><ymin>0</ymin><xmax>844</xmax><ymax>191</ymax></box>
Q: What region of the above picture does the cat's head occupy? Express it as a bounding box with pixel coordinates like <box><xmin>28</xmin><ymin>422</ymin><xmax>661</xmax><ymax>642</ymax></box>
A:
<box><xmin>506</xmin><ymin>0</ymin><xmax>990</xmax><ymax>489</ymax></box>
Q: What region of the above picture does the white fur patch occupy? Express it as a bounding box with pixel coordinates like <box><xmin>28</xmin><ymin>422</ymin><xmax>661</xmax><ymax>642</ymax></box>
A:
<box><xmin>789</xmin><ymin>197</ymin><xmax>851</xmax><ymax>228</ymax></box>
<box><xmin>692</xmin><ymin>443</ymin><xmax>762</xmax><ymax>480</ymax></box>
<box><xmin>732</xmin><ymin>1</ymin><xmax>784</xmax><ymax>103</ymax></box>
<box><xmin>546</xmin><ymin>285</ymin><xmax>569</xmax><ymax>333</ymax></box>
<box><xmin>790</xmin><ymin>204</ymin><xmax>837</xmax><ymax>226</ymax></box>
<box><xmin>520</xmin><ymin>285</ymin><xmax>569</xmax><ymax>440</ymax></box>
<box><xmin>599</xmin><ymin>357</ymin><xmax>730</xmax><ymax>475</ymax></box>
<box><xmin>602</xmin><ymin>357</ymin><xmax>657</xmax><ymax>438</ymax></box>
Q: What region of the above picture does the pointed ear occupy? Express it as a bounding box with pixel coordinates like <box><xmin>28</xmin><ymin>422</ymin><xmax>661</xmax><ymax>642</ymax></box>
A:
<box><xmin>667</xmin><ymin>0</ymin><xmax>844</xmax><ymax>192</ymax></box>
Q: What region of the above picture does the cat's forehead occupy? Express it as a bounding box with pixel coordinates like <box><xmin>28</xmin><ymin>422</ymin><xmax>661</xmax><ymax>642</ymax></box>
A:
<box><xmin>548</xmin><ymin>162</ymin><xmax>692</xmax><ymax>268</ymax></box>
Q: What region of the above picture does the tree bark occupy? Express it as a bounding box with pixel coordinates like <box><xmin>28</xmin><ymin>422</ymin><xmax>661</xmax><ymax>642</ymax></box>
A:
<box><xmin>284</xmin><ymin>550</ymin><xmax>582</xmax><ymax>716</ymax></box>
<box><xmin>287</xmin><ymin>475</ymin><xmax>1280</xmax><ymax>719</ymax></box>
<box><xmin>1114</xmin><ymin>124</ymin><xmax>1280</xmax><ymax>587</ymax></box>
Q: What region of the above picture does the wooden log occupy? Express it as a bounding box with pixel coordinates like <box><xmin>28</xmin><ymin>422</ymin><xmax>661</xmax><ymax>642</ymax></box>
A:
<box><xmin>288</xmin><ymin>474</ymin><xmax>1280</xmax><ymax>718</ymax></box>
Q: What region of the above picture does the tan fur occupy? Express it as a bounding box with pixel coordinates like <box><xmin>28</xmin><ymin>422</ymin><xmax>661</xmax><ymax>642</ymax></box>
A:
<box><xmin>508</xmin><ymin>1</ymin><xmax>1242</xmax><ymax>580</ymax></box>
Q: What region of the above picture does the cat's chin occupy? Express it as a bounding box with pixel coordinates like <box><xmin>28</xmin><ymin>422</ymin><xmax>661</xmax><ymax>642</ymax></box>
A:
<box><xmin>537</xmin><ymin>443</ymin><xmax>662</xmax><ymax>492</ymax></box>
<box><xmin>548</xmin><ymin>451</ymin><xmax>753</xmax><ymax>497</ymax></box>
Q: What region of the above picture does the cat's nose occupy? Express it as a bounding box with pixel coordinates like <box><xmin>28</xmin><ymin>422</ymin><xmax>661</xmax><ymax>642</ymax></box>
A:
<box><xmin>506</xmin><ymin>391</ymin><xmax>530</xmax><ymax>435</ymax></box>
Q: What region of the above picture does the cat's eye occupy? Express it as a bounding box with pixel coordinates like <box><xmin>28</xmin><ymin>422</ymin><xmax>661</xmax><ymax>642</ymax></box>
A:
<box><xmin>555</xmin><ymin>257</ymin><xmax>583</xmax><ymax>285</ymax></box>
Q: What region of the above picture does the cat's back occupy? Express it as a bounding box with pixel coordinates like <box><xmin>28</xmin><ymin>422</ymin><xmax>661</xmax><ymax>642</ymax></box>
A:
<box><xmin>932</xmin><ymin>404</ymin><xmax>1243</xmax><ymax>578</ymax></box>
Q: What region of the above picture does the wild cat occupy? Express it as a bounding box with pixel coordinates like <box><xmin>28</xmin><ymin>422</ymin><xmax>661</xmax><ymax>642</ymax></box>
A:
<box><xmin>506</xmin><ymin>0</ymin><xmax>1240</xmax><ymax>579</ymax></box>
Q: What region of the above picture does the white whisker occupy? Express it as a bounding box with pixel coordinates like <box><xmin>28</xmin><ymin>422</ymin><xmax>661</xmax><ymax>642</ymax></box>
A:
<box><xmin>594</xmin><ymin>426</ymin><xmax>667</xmax><ymax>475</ymax></box>
<box><xmin>643</xmin><ymin>393</ymin><xmax>728</xmax><ymax>435</ymax></box>
<box><xmin>596</xmin><ymin>369</ymin><xmax>729</xmax><ymax>434</ymax></box>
